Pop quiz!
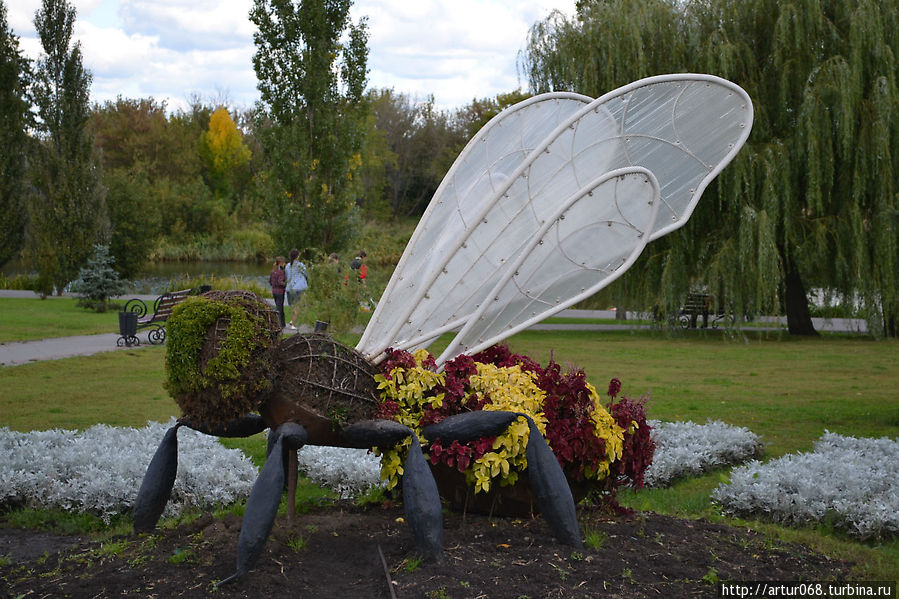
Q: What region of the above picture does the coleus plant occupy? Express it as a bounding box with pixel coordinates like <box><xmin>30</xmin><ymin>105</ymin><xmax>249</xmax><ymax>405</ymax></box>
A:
<box><xmin>373</xmin><ymin>345</ymin><xmax>654</xmax><ymax>499</ymax></box>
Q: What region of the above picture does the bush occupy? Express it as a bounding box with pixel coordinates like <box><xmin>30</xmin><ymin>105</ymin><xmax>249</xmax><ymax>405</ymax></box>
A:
<box><xmin>290</xmin><ymin>257</ymin><xmax>376</xmax><ymax>335</ymax></box>
<box><xmin>0</xmin><ymin>272</ymin><xmax>39</xmax><ymax>291</ymax></box>
<box><xmin>0</xmin><ymin>421</ymin><xmax>257</xmax><ymax>522</ymax></box>
<box><xmin>712</xmin><ymin>432</ymin><xmax>898</xmax><ymax>539</ymax></box>
<box><xmin>643</xmin><ymin>419</ymin><xmax>762</xmax><ymax>487</ymax></box>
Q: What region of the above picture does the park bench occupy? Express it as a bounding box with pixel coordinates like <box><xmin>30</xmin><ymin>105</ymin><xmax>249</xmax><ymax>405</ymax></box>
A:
<box><xmin>118</xmin><ymin>289</ymin><xmax>193</xmax><ymax>346</ymax></box>
<box><xmin>678</xmin><ymin>292</ymin><xmax>735</xmax><ymax>329</ymax></box>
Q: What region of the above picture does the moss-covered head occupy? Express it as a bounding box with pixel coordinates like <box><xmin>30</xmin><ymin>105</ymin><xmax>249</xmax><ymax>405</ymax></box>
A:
<box><xmin>164</xmin><ymin>290</ymin><xmax>281</xmax><ymax>428</ymax></box>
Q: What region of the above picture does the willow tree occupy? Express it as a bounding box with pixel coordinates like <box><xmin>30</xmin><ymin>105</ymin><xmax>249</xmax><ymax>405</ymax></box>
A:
<box><xmin>250</xmin><ymin>0</ymin><xmax>369</xmax><ymax>254</ymax></box>
<box><xmin>524</xmin><ymin>0</ymin><xmax>898</xmax><ymax>336</ymax></box>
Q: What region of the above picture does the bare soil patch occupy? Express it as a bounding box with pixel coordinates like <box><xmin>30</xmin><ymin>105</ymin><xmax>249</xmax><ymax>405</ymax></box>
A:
<box><xmin>1</xmin><ymin>502</ymin><xmax>851</xmax><ymax>598</ymax></box>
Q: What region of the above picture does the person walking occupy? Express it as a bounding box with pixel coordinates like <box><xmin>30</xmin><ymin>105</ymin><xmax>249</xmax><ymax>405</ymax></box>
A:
<box><xmin>285</xmin><ymin>248</ymin><xmax>308</xmax><ymax>331</ymax></box>
<box><xmin>268</xmin><ymin>256</ymin><xmax>287</xmax><ymax>328</ymax></box>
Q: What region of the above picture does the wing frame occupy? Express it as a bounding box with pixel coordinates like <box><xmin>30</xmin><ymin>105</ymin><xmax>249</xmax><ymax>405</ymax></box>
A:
<box><xmin>358</xmin><ymin>74</ymin><xmax>753</xmax><ymax>363</ymax></box>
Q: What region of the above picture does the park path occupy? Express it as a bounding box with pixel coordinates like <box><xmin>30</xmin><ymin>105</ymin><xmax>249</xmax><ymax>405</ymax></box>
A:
<box><xmin>0</xmin><ymin>290</ymin><xmax>868</xmax><ymax>367</ymax></box>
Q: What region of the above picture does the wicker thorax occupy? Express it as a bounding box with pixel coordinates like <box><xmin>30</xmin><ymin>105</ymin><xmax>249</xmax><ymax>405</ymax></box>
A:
<box><xmin>262</xmin><ymin>333</ymin><xmax>380</xmax><ymax>446</ymax></box>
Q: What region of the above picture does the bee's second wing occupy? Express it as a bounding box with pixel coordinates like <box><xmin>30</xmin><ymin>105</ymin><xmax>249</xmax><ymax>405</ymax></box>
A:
<box><xmin>434</xmin><ymin>167</ymin><xmax>660</xmax><ymax>365</ymax></box>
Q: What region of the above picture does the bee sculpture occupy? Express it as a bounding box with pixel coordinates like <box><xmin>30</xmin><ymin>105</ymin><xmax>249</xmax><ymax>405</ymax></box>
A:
<box><xmin>133</xmin><ymin>74</ymin><xmax>753</xmax><ymax>585</ymax></box>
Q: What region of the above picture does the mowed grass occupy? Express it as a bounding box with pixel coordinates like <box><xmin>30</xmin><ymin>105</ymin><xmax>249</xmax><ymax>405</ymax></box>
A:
<box><xmin>498</xmin><ymin>329</ymin><xmax>899</xmax><ymax>458</ymax></box>
<box><xmin>0</xmin><ymin>297</ymin><xmax>122</xmax><ymax>342</ymax></box>
<box><xmin>0</xmin><ymin>346</ymin><xmax>176</xmax><ymax>431</ymax></box>
<box><xmin>498</xmin><ymin>329</ymin><xmax>899</xmax><ymax>581</ymax></box>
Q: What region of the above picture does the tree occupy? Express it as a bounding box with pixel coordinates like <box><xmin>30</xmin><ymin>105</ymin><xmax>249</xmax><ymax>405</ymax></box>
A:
<box><xmin>199</xmin><ymin>107</ymin><xmax>252</xmax><ymax>202</ymax></box>
<box><xmin>250</xmin><ymin>0</ymin><xmax>369</xmax><ymax>253</ymax></box>
<box><xmin>90</xmin><ymin>98</ymin><xmax>182</xmax><ymax>178</ymax></box>
<box><xmin>103</xmin><ymin>166</ymin><xmax>159</xmax><ymax>278</ymax></box>
<box><xmin>27</xmin><ymin>0</ymin><xmax>107</xmax><ymax>296</ymax></box>
<box><xmin>452</xmin><ymin>89</ymin><xmax>531</xmax><ymax>142</ymax></box>
<box><xmin>0</xmin><ymin>0</ymin><xmax>31</xmax><ymax>267</ymax></box>
<box><xmin>69</xmin><ymin>243</ymin><xmax>125</xmax><ymax>311</ymax></box>
<box><xmin>89</xmin><ymin>97</ymin><xmax>238</xmax><ymax>255</ymax></box>
<box><xmin>365</xmin><ymin>89</ymin><xmax>466</xmax><ymax>218</ymax></box>
<box><xmin>524</xmin><ymin>0</ymin><xmax>899</xmax><ymax>336</ymax></box>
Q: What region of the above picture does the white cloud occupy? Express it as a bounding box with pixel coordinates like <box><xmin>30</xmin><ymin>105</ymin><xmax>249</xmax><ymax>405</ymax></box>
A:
<box><xmin>7</xmin><ymin>0</ymin><xmax>576</xmax><ymax>113</ymax></box>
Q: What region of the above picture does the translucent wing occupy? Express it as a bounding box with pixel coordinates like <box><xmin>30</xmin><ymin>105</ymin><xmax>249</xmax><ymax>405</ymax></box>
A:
<box><xmin>356</xmin><ymin>92</ymin><xmax>593</xmax><ymax>356</ymax></box>
<box><xmin>434</xmin><ymin>167</ymin><xmax>660</xmax><ymax>365</ymax></box>
<box><xmin>357</xmin><ymin>74</ymin><xmax>753</xmax><ymax>363</ymax></box>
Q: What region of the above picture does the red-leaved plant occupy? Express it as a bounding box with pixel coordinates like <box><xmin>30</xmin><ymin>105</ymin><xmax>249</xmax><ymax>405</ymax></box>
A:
<box><xmin>375</xmin><ymin>344</ymin><xmax>654</xmax><ymax>507</ymax></box>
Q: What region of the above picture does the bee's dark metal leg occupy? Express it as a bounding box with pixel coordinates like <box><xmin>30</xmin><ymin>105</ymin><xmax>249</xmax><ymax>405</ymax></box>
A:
<box><xmin>218</xmin><ymin>422</ymin><xmax>307</xmax><ymax>586</ymax></box>
<box><xmin>520</xmin><ymin>414</ymin><xmax>583</xmax><ymax>549</ymax></box>
<box><xmin>287</xmin><ymin>450</ymin><xmax>298</xmax><ymax>523</ymax></box>
<box><xmin>402</xmin><ymin>433</ymin><xmax>443</xmax><ymax>562</ymax></box>
<box><xmin>135</xmin><ymin>415</ymin><xmax>270</xmax><ymax>535</ymax></box>
<box><xmin>339</xmin><ymin>419</ymin><xmax>443</xmax><ymax>561</ymax></box>
<box><xmin>134</xmin><ymin>423</ymin><xmax>181</xmax><ymax>533</ymax></box>
<box><xmin>422</xmin><ymin>410</ymin><xmax>581</xmax><ymax>547</ymax></box>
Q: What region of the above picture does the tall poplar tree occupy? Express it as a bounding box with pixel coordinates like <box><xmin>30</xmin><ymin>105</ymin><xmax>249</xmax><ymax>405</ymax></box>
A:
<box><xmin>250</xmin><ymin>0</ymin><xmax>369</xmax><ymax>253</ymax></box>
<box><xmin>524</xmin><ymin>0</ymin><xmax>898</xmax><ymax>336</ymax></box>
<box><xmin>0</xmin><ymin>0</ymin><xmax>31</xmax><ymax>267</ymax></box>
<box><xmin>28</xmin><ymin>0</ymin><xmax>106</xmax><ymax>296</ymax></box>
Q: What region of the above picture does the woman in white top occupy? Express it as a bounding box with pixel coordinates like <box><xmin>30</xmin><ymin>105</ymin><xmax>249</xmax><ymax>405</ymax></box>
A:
<box><xmin>284</xmin><ymin>248</ymin><xmax>308</xmax><ymax>330</ymax></box>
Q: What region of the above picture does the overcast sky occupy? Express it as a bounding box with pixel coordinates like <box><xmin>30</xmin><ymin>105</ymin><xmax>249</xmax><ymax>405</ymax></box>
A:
<box><xmin>7</xmin><ymin>0</ymin><xmax>576</xmax><ymax>113</ymax></box>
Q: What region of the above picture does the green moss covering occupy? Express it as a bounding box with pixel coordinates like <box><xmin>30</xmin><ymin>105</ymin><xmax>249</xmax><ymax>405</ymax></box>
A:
<box><xmin>164</xmin><ymin>293</ymin><xmax>279</xmax><ymax>427</ymax></box>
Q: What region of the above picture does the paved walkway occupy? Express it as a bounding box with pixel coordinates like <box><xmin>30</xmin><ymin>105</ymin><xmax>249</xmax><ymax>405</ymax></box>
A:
<box><xmin>0</xmin><ymin>291</ymin><xmax>868</xmax><ymax>367</ymax></box>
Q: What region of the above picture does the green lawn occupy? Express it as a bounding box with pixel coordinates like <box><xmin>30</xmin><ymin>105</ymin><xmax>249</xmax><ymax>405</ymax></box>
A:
<box><xmin>499</xmin><ymin>329</ymin><xmax>898</xmax><ymax>457</ymax></box>
<box><xmin>1</xmin><ymin>300</ymin><xmax>897</xmax><ymax>581</ymax></box>
<box><xmin>0</xmin><ymin>297</ymin><xmax>122</xmax><ymax>342</ymax></box>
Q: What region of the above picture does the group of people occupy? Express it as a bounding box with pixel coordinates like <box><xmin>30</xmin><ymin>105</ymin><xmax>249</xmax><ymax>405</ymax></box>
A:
<box><xmin>268</xmin><ymin>249</ymin><xmax>368</xmax><ymax>330</ymax></box>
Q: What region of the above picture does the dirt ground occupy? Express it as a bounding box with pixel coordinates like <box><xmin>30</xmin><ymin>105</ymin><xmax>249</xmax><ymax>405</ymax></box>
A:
<box><xmin>0</xmin><ymin>500</ymin><xmax>852</xmax><ymax>599</ymax></box>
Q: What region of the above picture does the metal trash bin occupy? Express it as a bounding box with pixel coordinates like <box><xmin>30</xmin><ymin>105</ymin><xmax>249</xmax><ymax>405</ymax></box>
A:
<box><xmin>313</xmin><ymin>320</ymin><xmax>329</xmax><ymax>334</ymax></box>
<box><xmin>117</xmin><ymin>311</ymin><xmax>139</xmax><ymax>347</ymax></box>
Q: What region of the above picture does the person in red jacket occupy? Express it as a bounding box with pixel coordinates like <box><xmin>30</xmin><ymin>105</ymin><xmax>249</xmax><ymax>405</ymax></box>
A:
<box><xmin>349</xmin><ymin>251</ymin><xmax>367</xmax><ymax>285</ymax></box>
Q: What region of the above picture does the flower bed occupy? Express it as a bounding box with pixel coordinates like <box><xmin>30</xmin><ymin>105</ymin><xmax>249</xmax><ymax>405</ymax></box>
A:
<box><xmin>0</xmin><ymin>420</ymin><xmax>257</xmax><ymax>522</ymax></box>
<box><xmin>712</xmin><ymin>431</ymin><xmax>899</xmax><ymax>539</ymax></box>
<box><xmin>643</xmin><ymin>419</ymin><xmax>763</xmax><ymax>487</ymax></box>
<box><xmin>372</xmin><ymin>345</ymin><xmax>654</xmax><ymax>509</ymax></box>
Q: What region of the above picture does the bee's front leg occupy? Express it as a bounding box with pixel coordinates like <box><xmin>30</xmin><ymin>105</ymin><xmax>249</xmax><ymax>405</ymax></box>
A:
<box><xmin>133</xmin><ymin>415</ymin><xmax>269</xmax><ymax>534</ymax></box>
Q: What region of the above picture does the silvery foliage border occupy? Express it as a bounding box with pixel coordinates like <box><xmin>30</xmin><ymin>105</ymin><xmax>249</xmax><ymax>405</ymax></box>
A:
<box><xmin>296</xmin><ymin>446</ymin><xmax>385</xmax><ymax>499</ymax></box>
<box><xmin>643</xmin><ymin>419</ymin><xmax>763</xmax><ymax>487</ymax></box>
<box><xmin>712</xmin><ymin>431</ymin><xmax>899</xmax><ymax>539</ymax></box>
<box><xmin>0</xmin><ymin>420</ymin><xmax>257</xmax><ymax>523</ymax></box>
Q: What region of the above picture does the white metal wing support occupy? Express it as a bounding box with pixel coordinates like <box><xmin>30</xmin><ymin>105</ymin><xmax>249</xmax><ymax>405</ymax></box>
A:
<box><xmin>355</xmin><ymin>74</ymin><xmax>754</xmax><ymax>367</ymax></box>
